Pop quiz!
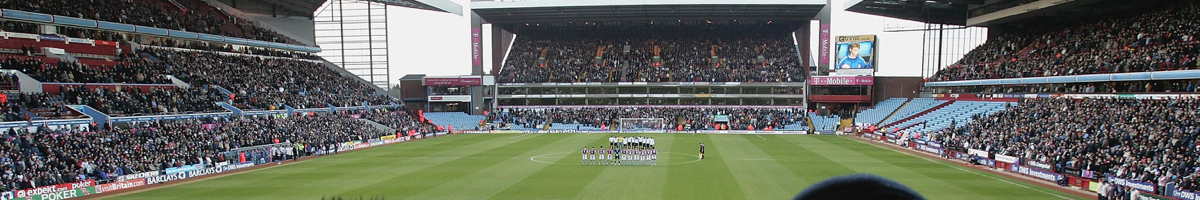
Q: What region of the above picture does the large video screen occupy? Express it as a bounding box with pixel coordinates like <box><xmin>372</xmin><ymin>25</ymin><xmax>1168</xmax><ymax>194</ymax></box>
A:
<box><xmin>834</xmin><ymin>35</ymin><xmax>877</xmax><ymax>75</ymax></box>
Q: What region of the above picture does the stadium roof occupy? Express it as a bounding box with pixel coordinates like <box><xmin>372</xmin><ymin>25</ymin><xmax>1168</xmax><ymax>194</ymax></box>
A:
<box><xmin>843</xmin><ymin>0</ymin><xmax>1145</xmax><ymax>27</ymax></box>
<box><xmin>371</xmin><ymin>0</ymin><xmax>463</xmax><ymax>16</ymax></box>
<box><xmin>471</xmin><ymin>0</ymin><xmax>825</xmax><ymax>24</ymax></box>
<box><xmin>240</xmin><ymin>0</ymin><xmax>461</xmax><ymax>17</ymax></box>
<box><xmin>842</xmin><ymin>0</ymin><xmax>977</xmax><ymax>25</ymax></box>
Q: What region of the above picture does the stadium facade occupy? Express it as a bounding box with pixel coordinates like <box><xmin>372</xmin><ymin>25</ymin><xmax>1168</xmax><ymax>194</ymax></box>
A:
<box><xmin>463</xmin><ymin>0</ymin><xmax>829</xmax><ymax>116</ymax></box>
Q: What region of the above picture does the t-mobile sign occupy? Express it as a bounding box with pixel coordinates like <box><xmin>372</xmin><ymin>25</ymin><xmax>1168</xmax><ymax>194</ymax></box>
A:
<box><xmin>819</xmin><ymin>24</ymin><xmax>831</xmax><ymax>65</ymax></box>
<box><xmin>809</xmin><ymin>76</ymin><xmax>874</xmax><ymax>86</ymax></box>
<box><xmin>472</xmin><ymin>28</ymin><xmax>482</xmax><ymax>66</ymax></box>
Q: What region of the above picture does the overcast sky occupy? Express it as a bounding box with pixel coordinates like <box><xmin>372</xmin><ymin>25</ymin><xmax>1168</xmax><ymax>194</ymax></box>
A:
<box><xmin>381</xmin><ymin>0</ymin><xmax>979</xmax><ymax>86</ymax></box>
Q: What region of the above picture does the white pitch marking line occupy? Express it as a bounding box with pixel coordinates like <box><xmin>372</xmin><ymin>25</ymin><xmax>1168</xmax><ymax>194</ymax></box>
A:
<box><xmin>847</xmin><ymin>138</ymin><xmax>1073</xmax><ymax>200</ymax></box>
<box><xmin>755</xmin><ymin>134</ymin><xmax>767</xmax><ymax>140</ymax></box>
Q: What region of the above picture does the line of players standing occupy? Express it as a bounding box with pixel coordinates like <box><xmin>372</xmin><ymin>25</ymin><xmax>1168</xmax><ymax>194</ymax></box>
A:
<box><xmin>583</xmin><ymin>136</ymin><xmax>656</xmax><ymax>166</ymax></box>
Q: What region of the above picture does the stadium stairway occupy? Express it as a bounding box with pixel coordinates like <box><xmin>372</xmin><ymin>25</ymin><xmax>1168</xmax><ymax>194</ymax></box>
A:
<box><xmin>424</xmin><ymin>112</ymin><xmax>486</xmax><ymax>130</ymax></box>
<box><xmin>808</xmin><ymin>113</ymin><xmax>841</xmax><ymax>132</ymax></box>
<box><xmin>859</xmin><ymin>98</ymin><xmax>909</xmax><ymax>126</ymax></box>
<box><xmin>880</xmin><ymin>100</ymin><xmax>955</xmax><ymax>128</ymax></box>
<box><xmin>878</xmin><ymin>98</ymin><xmax>942</xmax><ymax>126</ymax></box>
<box><xmin>878</xmin><ymin>98</ymin><xmax>912</xmax><ymax>125</ymax></box>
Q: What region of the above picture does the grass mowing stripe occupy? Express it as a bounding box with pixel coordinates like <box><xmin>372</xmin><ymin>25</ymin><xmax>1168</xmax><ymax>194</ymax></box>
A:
<box><xmin>116</xmin><ymin>134</ymin><xmax>483</xmax><ymax>199</ymax></box>
<box><xmin>408</xmin><ymin>134</ymin><xmax>599</xmax><ymax>199</ymax></box>
<box><xmin>337</xmin><ymin>133</ymin><xmax>570</xmax><ymax>198</ymax></box>
<box><xmin>714</xmin><ymin>135</ymin><xmax>807</xmax><ymax>200</ymax></box>
<box><xmin>798</xmin><ymin>136</ymin><xmax>991</xmax><ymax>199</ymax></box>
<box><xmin>754</xmin><ymin>134</ymin><xmax>858</xmax><ymax>185</ymax></box>
<box><xmin>487</xmin><ymin>134</ymin><xmax>615</xmax><ymax>200</ymax></box>
<box><xmin>572</xmin><ymin>134</ymin><xmax>676</xmax><ymax>200</ymax></box>
<box><xmin>662</xmin><ymin>134</ymin><xmax>747</xmax><ymax>200</ymax></box>
<box><xmin>240</xmin><ymin>134</ymin><xmax>503</xmax><ymax>198</ymax></box>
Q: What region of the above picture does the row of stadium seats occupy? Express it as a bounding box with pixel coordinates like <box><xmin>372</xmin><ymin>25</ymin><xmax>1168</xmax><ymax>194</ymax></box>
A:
<box><xmin>422</xmin><ymin>112</ymin><xmax>487</xmax><ymax>131</ymax></box>
<box><xmin>879</xmin><ymin>98</ymin><xmax>943</xmax><ymax>126</ymax></box>
<box><xmin>498</xmin><ymin>24</ymin><xmax>804</xmax><ymax>83</ymax></box>
<box><xmin>930</xmin><ymin>0</ymin><xmax>1200</xmax><ymax>82</ymax></box>
<box><xmin>891</xmin><ymin>101</ymin><xmax>1012</xmax><ymax>134</ymax></box>
<box><xmin>853</xmin><ymin>98</ymin><xmax>907</xmax><ymax>125</ymax></box>
<box><xmin>930</xmin><ymin>97</ymin><xmax>1200</xmax><ymax>193</ymax></box>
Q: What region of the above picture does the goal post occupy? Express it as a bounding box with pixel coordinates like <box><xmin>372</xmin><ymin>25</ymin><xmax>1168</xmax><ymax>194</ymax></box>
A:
<box><xmin>617</xmin><ymin>118</ymin><xmax>667</xmax><ymax>132</ymax></box>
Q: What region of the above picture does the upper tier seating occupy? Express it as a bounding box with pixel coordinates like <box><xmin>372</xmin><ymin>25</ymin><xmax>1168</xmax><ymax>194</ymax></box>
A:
<box><xmin>930</xmin><ymin>1</ymin><xmax>1200</xmax><ymax>82</ymax></box>
<box><xmin>498</xmin><ymin>24</ymin><xmax>804</xmax><ymax>83</ymax></box>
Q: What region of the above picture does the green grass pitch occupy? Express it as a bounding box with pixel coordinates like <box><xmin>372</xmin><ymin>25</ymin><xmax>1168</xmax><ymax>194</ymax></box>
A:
<box><xmin>108</xmin><ymin>134</ymin><xmax>1088</xmax><ymax>200</ymax></box>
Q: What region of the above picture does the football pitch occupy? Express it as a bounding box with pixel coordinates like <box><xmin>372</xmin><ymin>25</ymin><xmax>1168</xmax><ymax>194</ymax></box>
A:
<box><xmin>105</xmin><ymin>133</ymin><xmax>1088</xmax><ymax>200</ymax></box>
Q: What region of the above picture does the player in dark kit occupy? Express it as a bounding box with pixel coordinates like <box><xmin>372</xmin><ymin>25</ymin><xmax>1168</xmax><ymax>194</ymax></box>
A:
<box><xmin>699</xmin><ymin>142</ymin><xmax>705</xmax><ymax>159</ymax></box>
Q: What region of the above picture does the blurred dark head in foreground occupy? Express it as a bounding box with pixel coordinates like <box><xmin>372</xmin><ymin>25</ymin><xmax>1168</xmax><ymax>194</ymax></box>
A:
<box><xmin>794</xmin><ymin>174</ymin><xmax>925</xmax><ymax>200</ymax></box>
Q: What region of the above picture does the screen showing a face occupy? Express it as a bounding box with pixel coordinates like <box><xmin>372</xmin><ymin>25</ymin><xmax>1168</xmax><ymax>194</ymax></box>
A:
<box><xmin>834</xmin><ymin>35</ymin><xmax>876</xmax><ymax>70</ymax></box>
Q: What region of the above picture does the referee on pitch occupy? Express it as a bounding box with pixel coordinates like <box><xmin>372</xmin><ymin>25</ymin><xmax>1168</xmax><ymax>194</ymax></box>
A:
<box><xmin>699</xmin><ymin>142</ymin><xmax>705</xmax><ymax>159</ymax></box>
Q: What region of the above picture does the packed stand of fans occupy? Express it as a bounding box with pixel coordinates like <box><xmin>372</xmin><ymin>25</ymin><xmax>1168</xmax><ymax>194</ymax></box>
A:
<box><xmin>3</xmin><ymin>55</ymin><xmax>172</xmax><ymax>84</ymax></box>
<box><xmin>930</xmin><ymin>97</ymin><xmax>1200</xmax><ymax>193</ymax></box>
<box><xmin>145</xmin><ymin>47</ymin><xmax>394</xmax><ymax>110</ymax></box>
<box><xmin>57</xmin><ymin>85</ymin><xmax>226</xmax><ymax>116</ymax></box>
<box><xmin>0</xmin><ymin>113</ymin><xmax>387</xmax><ymax>192</ymax></box>
<box><xmin>0</xmin><ymin>0</ymin><xmax>302</xmax><ymax>45</ymax></box>
<box><xmin>3</xmin><ymin>45</ymin><xmax>395</xmax><ymax>115</ymax></box>
<box><xmin>150</xmin><ymin>39</ymin><xmax>320</xmax><ymax>60</ymax></box>
<box><xmin>499</xmin><ymin>24</ymin><xmax>804</xmax><ymax>83</ymax></box>
<box><xmin>936</xmin><ymin>80</ymin><xmax>1199</xmax><ymax>94</ymax></box>
<box><xmin>931</xmin><ymin>1</ymin><xmax>1200</xmax><ymax>82</ymax></box>
<box><xmin>491</xmin><ymin>108</ymin><xmax>806</xmax><ymax>130</ymax></box>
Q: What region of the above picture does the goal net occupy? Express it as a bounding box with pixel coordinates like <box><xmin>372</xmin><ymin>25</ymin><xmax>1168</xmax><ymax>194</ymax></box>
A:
<box><xmin>617</xmin><ymin>118</ymin><xmax>667</xmax><ymax>132</ymax></box>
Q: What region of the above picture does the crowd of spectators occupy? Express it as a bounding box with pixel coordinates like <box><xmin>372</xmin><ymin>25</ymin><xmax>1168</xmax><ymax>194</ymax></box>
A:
<box><xmin>150</xmin><ymin>39</ymin><xmax>320</xmax><ymax>60</ymax></box>
<box><xmin>1</xmin><ymin>45</ymin><xmax>394</xmax><ymax>116</ymax></box>
<box><xmin>491</xmin><ymin>107</ymin><xmax>806</xmax><ymax>130</ymax></box>
<box><xmin>1</xmin><ymin>92</ymin><xmax>76</xmax><ymax>121</ymax></box>
<box><xmin>931</xmin><ymin>1</ymin><xmax>1200</xmax><ymax>82</ymax></box>
<box><xmin>146</xmin><ymin>47</ymin><xmax>394</xmax><ymax>110</ymax></box>
<box><xmin>3</xmin><ymin>56</ymin><xmax>172</xmax><ymax>84</ymax></box>
<box><xmin>0</xmin><ymin>112</ymin><xmax>389</xmax><ymax>192</ymax></box>
<box><xmin>930</xmin><ymin>97</ymin><xmax>1200</xmax><ymax>194</ymax></box>
<box><xmin>499</xmin><ymin>24</ymin><xmax>804</xmax><ymax>83</ymax></box>
<box><xmin>937</xmin><ymin>80</ymin><xmax>1200</xmax><ymax>94</ymax></box>
<box><xmin>57</xmin><ymin>85</ymin><xmax>227</xmax><ymax>116</ymax></box>
<box><xmin>0</xmin><ymin>0</ymin><xmax>301</xmax><ymax>45</ymax></box>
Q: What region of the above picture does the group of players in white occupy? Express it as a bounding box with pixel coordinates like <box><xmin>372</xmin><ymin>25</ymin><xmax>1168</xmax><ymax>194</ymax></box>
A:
<box><xmin>582</xmin><ymin>136</ymin><xmax>656</xmax><ymax>166</ymax></box>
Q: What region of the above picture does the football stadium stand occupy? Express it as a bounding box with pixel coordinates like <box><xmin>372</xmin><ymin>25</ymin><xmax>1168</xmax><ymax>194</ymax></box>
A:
<box><xmin>489</xmin><ymin>108</ymin><xmax>806</xmax><ymax>131</ymax></box>
<box><xmin>929</xmin><ymin>1</ymin><xmax>1200</xmax><ymax>82</ymax></box>
<box><xmin>497</xmin><ymin>25</ymin><xmax>804</xmax><ymax>83</ymax></box>
<box><xmin>0</xmin><ymin>0</ymin><xmax>303</xmax><ymax>44</ymax></box>
<box><xmin>930</xmin><ymin>97</ymin><xmax>1200</xmax><ymax>194</ymax></box>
